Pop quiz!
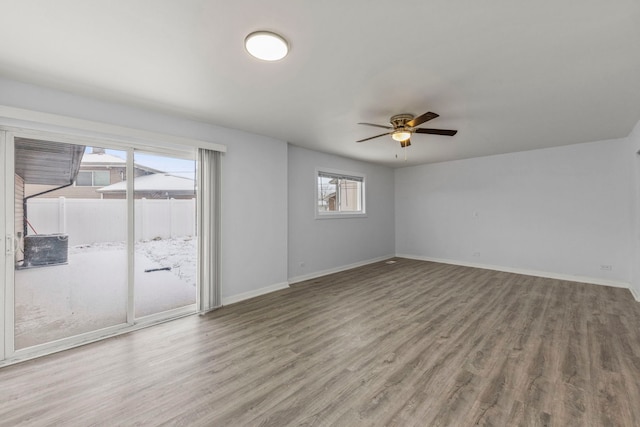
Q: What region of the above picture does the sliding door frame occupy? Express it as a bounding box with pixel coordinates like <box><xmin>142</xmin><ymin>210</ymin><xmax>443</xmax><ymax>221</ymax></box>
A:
<box><xmin>1</xmin><ymin>126</ymin><xmax>200</xmax><ymax>366</ymax></box>
<box><xmin>1</xmin><ymin>130</ymin><xmax>8</xmax><ymax>361</ymax></box>
<box><xmin>131</xmin><ymin>148</ymin><xmax>199</xmax><ymax>321</ymax></box>
<box><xmin>127</xmin><ymin>148</ymin><xmax>135</xmax><ymax>324</ymax></box>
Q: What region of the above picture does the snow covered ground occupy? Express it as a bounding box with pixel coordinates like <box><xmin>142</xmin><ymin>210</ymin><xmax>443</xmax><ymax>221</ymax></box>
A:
<box><xmin>72</xmin><ymin>237</ymin><xmax>197</xmax><ymax>287</ymax></box>
<box><xmin>14</xmin><ymin>237</ymin><xmax>197</xmax><ymax>349</ymax></box>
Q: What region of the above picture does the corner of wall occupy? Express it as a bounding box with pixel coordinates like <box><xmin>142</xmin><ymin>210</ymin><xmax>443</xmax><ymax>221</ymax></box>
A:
<box><xmin>287</xmin><ymin>145</ymin><xmax>396</xmax><ymax>280</ymax></box>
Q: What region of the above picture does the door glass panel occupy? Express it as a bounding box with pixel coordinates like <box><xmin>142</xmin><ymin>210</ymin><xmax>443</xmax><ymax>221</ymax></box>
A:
<box><xmin>14</xmin><ymin>140</ymin><xmax>128</xmax><ymax>349</ymax></box>
<box><xmin>133</xmin><ymin>152</ymin><xmax>197</xmax><ymax>317</ymax></box>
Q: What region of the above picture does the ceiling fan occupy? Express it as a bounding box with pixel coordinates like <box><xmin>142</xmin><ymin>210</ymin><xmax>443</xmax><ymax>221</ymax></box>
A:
<box><xmin>357</xmin><ymin>112</ymin><xmax>457</xmax><ymax>147</ymax></box>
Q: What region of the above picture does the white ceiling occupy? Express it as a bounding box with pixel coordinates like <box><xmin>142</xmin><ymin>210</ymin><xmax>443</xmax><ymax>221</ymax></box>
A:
<box><xmin>1</xmin><ymin>1</ymin><xmax>639</xmax><ymax>167</ymax></box>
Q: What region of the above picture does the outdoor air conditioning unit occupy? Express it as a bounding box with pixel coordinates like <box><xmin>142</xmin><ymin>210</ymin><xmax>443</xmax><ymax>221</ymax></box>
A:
<box><xmin>23</xmin><ymin>234</ymin><xmax>69</xmax><ymax>268</ymax></box>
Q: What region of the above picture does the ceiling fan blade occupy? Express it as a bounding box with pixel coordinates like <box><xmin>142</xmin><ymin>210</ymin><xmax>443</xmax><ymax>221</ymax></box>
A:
<box><xmin>406</xmin><ymin>112</ymin><xmax>439</xmax><ymax>128</ymax></box>
<box><xmin>358</xmin><ymin>122</ymin><xmax>393</xmax><ymax>130</ymax></box>
<box><xmin>356</xmin><ymin>132</ymin><xmax>392</xmax><ymax>143</ymax></box>
<box><xmin>414</xmin><ymin>128</ymin><xmax>458</xmax><ymax>136</ymax></box>
<box><xmin>400</xmin><ymin>138</ymin><xmax>411</xmax><ymax>148</ymax></box>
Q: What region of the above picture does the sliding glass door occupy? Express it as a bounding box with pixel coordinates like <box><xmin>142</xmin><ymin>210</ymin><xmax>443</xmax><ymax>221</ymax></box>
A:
<box><xmin>12</xmin><ymin>138</ymin><xmax>129</xmax><ymax>350</ymax></box>
<box><xmin>132</xmin><ymin>151</ymin><xmax>197</xmax><ymax>318</ymax></box>
<box><xmin>2</xmin><ymin>130</ymin><xmax>198</xmax><ymax>358</ymax></box>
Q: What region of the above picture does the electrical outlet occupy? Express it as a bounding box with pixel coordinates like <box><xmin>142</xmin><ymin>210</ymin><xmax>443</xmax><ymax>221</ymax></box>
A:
<box><xmin>299</xmin><ymin>262</ymin><xmax>305</xmax><ymax>268</ymax></box>
<box><xmin>600</xmin><ymin>265</ymin><xmax>612</xmax><ymax>271</ymax></box>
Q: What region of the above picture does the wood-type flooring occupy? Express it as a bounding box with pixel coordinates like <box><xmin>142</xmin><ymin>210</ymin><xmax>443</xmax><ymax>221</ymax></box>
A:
<box><xmin>2</xmin><ymin>258</ymin><xmax>640</xmax><ymax>426</ymax></box>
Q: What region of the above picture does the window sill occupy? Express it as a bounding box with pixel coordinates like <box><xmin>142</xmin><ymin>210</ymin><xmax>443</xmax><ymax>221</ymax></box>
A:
<box><xmin>315</xmin><ymin>212</ymin><xmax>367</xmax><ymax>220</ymax></box>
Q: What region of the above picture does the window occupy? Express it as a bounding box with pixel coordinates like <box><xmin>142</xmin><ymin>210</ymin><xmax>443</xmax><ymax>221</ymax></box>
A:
<box><xmin>317</xmin><ymin>169</ymin><xmax>365</xmax><ymax>217</ymax></box>
<box><xmin>76</xmin><ymin>170</ymin><xmax>110</xmax><ymax>186</ymax></box>
<box><xmin>75</xmin><ymin>171</ymin><xmax>92</xmax><ymax>186</ymax></box>
<box><xmin>93</xmin><ymin>171</ymin><xmax>110</xmax><ymax>186</ymax></box>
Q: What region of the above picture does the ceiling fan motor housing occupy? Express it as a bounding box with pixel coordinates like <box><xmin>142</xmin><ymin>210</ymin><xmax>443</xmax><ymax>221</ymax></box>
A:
<box><xmin>390</xmin><ymin>113</ymin><xmax>414</xmax><ymax>129</ymax></box>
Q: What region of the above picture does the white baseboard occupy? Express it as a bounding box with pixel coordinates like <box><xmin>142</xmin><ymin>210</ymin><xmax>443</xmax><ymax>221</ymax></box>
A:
<box><xmin>288</xmin><ymin>254</ymin><xmax>395</xmax><ymax>285</ymax></box>
<box><xmin>630</xmin><ymin>286</ymin><xmax>640</xmax><ymax>302</ymax></box>
<box><xmin>397</xmin><ymin>254</ymin><xmax>631</xmax><ymax>290</ymax></box>
<box><xmin>222</xmin><ymin>281</ymin><xmax>290</xmax><ymax>306</ymax></box>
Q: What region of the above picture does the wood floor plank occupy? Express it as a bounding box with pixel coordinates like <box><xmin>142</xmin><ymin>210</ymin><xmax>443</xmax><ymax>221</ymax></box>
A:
<box><xmin>1</xmin><ymin>258</ymin><xmax>640</xmax><ymax>426</ymax></box>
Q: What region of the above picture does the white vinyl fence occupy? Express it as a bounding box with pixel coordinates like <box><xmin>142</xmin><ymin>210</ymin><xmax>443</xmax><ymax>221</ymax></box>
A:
<box><xmin>26</xmin><ymin>198</ymin><xmax>196</xmax><ymax>246</ymax></box>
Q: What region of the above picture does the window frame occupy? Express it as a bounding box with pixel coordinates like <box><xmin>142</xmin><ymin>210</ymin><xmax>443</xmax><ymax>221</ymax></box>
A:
<box><xmin>315</xmin><ymin>167</ymin><xmax>366</xmax><ymax>219</ymax></box>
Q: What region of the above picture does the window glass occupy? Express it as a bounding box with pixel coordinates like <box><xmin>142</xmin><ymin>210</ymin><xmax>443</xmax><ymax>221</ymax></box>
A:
<box><xmin>93</xmin><ymin>171</ymin><xmax>110</xmax><ymax>186</ymax></box>
<box><xmin>76</xmin><ymin>171</ymin><xmax>92</xmax><ymax>186</ymax></box>
<box><xmin>337</xmin><ymin>179</ymin><xmax>362</xmax><ymax>212</ymax></box>
<box><xmin>317</xmin><ymin>176</ymin><xmax>336</xmax><ymax>212</ymax></box>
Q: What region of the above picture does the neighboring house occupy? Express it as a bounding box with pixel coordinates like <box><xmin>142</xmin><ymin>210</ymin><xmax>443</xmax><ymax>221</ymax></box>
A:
<box><xmin>97</xmin><ymin>173</ymin><xmax>196</xmax><ymax>199</ymax></box>
<box><xmin>16</xmin><ymin>143</ymin><xmax>191</xmax><ymax>255</ymax></box>
<box><xmin>322</xmin><ymin>179</ymin><xmax>362</xmax><ymax>212</ymax></box>
<box><xmin>25</xmin><ymin>147</ymin><xmax>160</xmax><ymax>199</ymax></box>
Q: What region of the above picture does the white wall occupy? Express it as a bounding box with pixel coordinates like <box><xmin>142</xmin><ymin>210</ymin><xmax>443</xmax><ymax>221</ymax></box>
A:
<box><xmin>396</xmin><ymin>138</ymin><xmax>634</xmax><ymax>286</ymax></box>
<box><xmin>0</xmin><ymin>77</ymin><xmax>288</xmax><ymax>302</ymax></box>
<box><xmin>288</xmin><ymin>145</ymin><xmax>395</xmax><ymax>281</ymax></box>
<box><xmin>219</xmin><ymin>133</ymin><xmax>288</xmax><ymax>300</ymax></box>
<box><xmin>629</xmin><ymin>120</ymin><xmax>640</xmax><ymax>299</ymax></box>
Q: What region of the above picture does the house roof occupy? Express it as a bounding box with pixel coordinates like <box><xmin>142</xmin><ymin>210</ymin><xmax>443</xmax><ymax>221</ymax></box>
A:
<box><xmin>81</xmin><ymin>152</ymin><xmax>162</xmax><ymax>174</ymax></box>
<box><xmin>81</xmin><ymin>152</ymin><xmax>126</xmax><ymax>165</ymax></box>
<box><xmin>1</xmin><ymin>2</ymin><xmax>639</xmax><ymax>167</ymax></box>
<box><xmin>14</xmin><ymin>137</ymin><xmax>84</xmax><ymax>185</ymax></box>
<box><xmin>96</xmin><ymin>173</ymin><xmax>195</xmax><ymax>195</ymax></box>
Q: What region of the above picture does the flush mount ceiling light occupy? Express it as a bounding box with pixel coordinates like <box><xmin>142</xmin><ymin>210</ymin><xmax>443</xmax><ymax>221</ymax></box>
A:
<box><xmin>244</xmin><ymin>31</ymin><xmax>289</xmax><ymax>61</ymax></box>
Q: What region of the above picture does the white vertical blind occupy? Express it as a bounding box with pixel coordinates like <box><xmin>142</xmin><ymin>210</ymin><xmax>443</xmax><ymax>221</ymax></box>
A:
<box><xmin>197</xmin><ymin>149</ymin><xmax>221</xmax><ymax>312</ymax></box>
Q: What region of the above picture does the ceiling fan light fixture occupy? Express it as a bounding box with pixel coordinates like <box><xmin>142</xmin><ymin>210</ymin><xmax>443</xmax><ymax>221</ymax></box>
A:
<box><xmin>391</xmin><ymin>130</ymin><xmax>412</xmax><ymax>142</ymax></box>
<box><xmin>244</xmin><ymin>31</ymin><xmax>289</xmax><ymax>61</ymax></box>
